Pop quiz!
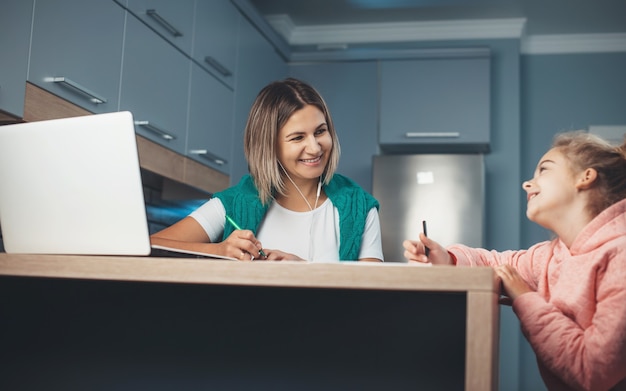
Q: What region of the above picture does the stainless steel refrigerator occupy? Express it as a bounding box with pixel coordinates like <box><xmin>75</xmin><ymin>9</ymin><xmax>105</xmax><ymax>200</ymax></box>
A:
<box><xmin>372</xmin><ymin>154</ymin><xmax>485</xmax><ymax>262</ymax></box>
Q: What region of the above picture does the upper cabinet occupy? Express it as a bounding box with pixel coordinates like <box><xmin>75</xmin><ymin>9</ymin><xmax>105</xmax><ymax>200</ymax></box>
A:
<box><xmin>119</xmin><ymin>13</ymin><xmax>190</xmax><ymax>155</ymax></box>
<box><xmin>192</xmin><ymin>0</ymin><xmax>239</xmax><ymax>88</ymax></box>
<box><xmin>117</xmin><ymin>0</ymin><xmax>239</xmax><ymax>89</ymax></box>
<box><xmin>118</xmin><ymin>0</ymin><xmax>195</xmax><ymax>55</ymax></box>
<box><xmin>379</xmin><ymin>54</ymin><xmax>491</xmax><ymax>152</ymax></box>
<box><xmin>0</xmin><ymin>0</ymin><xmax>33</xmax><ymax>119</ymax></box>
<box><xmin>187</xmin><ymin>62</ymin><xmax>234</xmax><ymax>174</ymax></box>
<box><xmin>27</xmin><ymin>0</ymin><xmax>125</xmax><ymax>114</ymax></box>
<box><xmin>1</xmin><ymin>0</ymin><xmax>288</xmax><ymax>179</ymax></box>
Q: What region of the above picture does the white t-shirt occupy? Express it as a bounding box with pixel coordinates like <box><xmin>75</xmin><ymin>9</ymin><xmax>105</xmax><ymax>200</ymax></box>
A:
<box><xmin>190</xmin><ymin>197</ymin><xmax>383</xmax><ymax>262</ymax></box>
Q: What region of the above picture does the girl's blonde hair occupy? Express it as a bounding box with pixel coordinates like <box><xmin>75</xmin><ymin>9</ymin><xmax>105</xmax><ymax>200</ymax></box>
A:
<box><xmin>243</xmin><ymin>78</ymin><xmax>341</xmax><ymax>205</ymax></box>
<box><xmin>553</xmin><ymin>130</ymin><xmax>626</xmax><ymax>217</ymax></box>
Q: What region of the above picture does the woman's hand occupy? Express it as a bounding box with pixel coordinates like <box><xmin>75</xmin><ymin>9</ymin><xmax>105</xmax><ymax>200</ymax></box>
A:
<box><xmin>261</xmin><ymin>249</ymin><xmax>305</xmax><ymax>261</ymax></box>
<box><xmin>402</xmin><ymin>233</ymin><xmax>452</xmax><ymax>265</ymax></box>
<box><xmin>493</xmin><ymin>264</ymin><xmax>533</xmax><ymax>301</ymax></box>
<box><xmin>220</xmin><ymin>230</ymin><xmax>265</xmax><ymax>261</ymax></box>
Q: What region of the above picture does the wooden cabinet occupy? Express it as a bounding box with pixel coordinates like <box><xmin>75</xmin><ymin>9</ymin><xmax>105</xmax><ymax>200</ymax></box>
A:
<box><xmin>192</xmin><ymin>0</ymin><xmax>240</xmax><ymax>88</ymax></box>
<box><xmin>119</xmin><ymin>13</ymin><xmax>190</xmax><ymax>155</ymax></box>
<box><xmin>379</xmin><ymin>55</ymin><xmax>491</xmax><ymax>152</ymax></box>
<box><xmin>26</xmin><ymin>0</ymin><xmax>125</xmax><ymax>115</ymax></box>
<box><xmin>119</xmin><ymin>0</ymin><xmax>195</xmax><ymax>55</ymax></box>
<box><xmin>0</xmin><ymin>0</ymin><xmax>33</xmax><ymax>120</ymax></box>
<box><xmin>186</xmin><ymin>62</ymin><xmax>234</xmax><ymax>175</ymax></box>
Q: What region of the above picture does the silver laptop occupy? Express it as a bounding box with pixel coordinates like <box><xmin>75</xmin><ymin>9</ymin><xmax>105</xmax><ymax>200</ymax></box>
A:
<box><xmin>0</xmin><ymin>111</ymin><xmax>152</xmax><ymax>255</ymax></box>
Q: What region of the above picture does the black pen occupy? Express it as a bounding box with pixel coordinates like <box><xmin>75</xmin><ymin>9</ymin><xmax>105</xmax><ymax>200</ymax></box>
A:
<box><xmin>422</xmin><ymin>220</ymin><xmax>430</xmax><ymax>257</ymax></box>
<box><xmin>225</xmin><ymin>214</ymin><xmax>267</xmax><ymax>258</ymax></box>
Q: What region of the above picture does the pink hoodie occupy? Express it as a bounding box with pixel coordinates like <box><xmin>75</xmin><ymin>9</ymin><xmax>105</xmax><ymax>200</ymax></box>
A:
<box><xmin>449</xmin><ymin>198</ymin><xmax>626</xmax><ymax>391</ymax></box>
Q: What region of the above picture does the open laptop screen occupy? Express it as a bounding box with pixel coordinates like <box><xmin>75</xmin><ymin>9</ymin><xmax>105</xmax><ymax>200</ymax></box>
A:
<box><xmin>0</xmin><ymin>111</ymin><xmax>151</xmax><ymax>255</ymax></box>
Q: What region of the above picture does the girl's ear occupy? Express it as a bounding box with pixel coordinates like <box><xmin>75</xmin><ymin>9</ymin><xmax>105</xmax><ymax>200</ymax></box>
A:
<box><xmin>575</xmin><ymin>168</ymin><xmax>598</xmax><ymax>190</ymax></box>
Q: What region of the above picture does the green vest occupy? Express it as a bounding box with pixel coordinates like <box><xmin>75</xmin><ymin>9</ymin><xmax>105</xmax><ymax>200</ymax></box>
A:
<box><xmin>213</xmin><ymin>174</ymin><xmax>379</xmax><ymax>261</ymax></box>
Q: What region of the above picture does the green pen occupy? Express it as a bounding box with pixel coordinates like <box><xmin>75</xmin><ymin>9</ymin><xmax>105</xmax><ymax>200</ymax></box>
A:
<box><xmin>225</xmin><ymin>214</ymin><xmax>267</xmax><ymax>258</ymax></box>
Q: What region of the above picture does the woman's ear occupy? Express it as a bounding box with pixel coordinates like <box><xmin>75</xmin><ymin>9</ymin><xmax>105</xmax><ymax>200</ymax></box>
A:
<box><xmin>575</xmin><ymin>168</ymin><xmax>598</xmax><ymax>190</ymax></box>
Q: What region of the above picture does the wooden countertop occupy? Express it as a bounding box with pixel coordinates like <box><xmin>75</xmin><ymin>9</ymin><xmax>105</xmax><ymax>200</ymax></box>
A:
<box><xmin>0</xmin><ymin>253</ymin><xmax>498</xmax><ymax>293</ymax></box>
<box><xmin>0</xmin><ymin>252</ymin><xmax>501</xmax><ymax>391</ymax></box>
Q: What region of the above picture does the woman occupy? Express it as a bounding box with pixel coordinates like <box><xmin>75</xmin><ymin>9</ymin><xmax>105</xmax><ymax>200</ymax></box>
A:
<box><xmin>151</xmin><ymin>78</ymin><xmax>383</xmax><ymax>262</ymax></box>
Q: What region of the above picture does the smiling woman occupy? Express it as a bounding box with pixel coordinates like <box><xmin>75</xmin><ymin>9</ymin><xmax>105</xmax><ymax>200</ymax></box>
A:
<box><xmin>150</xmin><ymin>78</ymin><xmax>383</xmax><ymax>263</ymax></box>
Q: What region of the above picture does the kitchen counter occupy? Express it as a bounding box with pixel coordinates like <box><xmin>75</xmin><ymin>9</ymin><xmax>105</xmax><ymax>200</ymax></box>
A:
<box><xmin>0</xmin><ymin>253</ymin><xmax>500</xmax><ymax>390</ymax></box>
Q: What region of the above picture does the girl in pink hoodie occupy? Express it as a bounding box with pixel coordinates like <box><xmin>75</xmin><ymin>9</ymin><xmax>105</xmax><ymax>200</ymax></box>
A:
<box><xmin>404</xmin><ymin>131</ymin><xmax>626</xmax><ymax>391</ymax></box>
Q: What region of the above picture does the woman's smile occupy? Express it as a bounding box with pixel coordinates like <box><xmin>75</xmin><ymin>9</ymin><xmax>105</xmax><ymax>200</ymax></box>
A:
<box><xmin>300</xmin><ymin>154</ymin><xmax>323</xmax><ymax>165</ymax></box>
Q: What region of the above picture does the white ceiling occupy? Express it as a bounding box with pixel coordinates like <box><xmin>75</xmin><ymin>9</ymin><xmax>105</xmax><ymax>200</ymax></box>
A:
<box><xmin>248</xmin><ymin>0</ymin><xmax>626</xmax><ymax>38</ymax></box>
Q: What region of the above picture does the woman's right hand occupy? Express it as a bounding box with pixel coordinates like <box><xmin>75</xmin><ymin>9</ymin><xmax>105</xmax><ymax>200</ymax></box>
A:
<box><xmin>220</xmin><ymin>230</ymin><xmax>265</xmax><ymax>261</ymax></box>
<box><xmin>402</xmin><ymin>233</ymin><xmax>452</xmax><ymax>265</ymax></box>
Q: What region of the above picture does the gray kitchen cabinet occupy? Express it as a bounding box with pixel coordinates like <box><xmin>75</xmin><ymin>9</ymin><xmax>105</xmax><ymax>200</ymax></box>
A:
<box><xmin>192</xmin><ymin>0</ymin><xmax>240</xmax><ymax>88</ymax></box>
<box><xmin>26</xmin><ymin>0</ymin><xmax>125</xmax><ymax>114</ymax></box>
<box><xmin>186</xmin><ymin>62</ymin><xmax>234</xmax><ymax>175</ymax></box>
<box><xmin>119</xmin><ymin>13</ymin><xmax>189</xmax><ymax>154</ymax></box>
<box><xmin>230</xmin><ymin>16</ymin><xmax>287</xmax><ymax>183</ymax></box>
<box><xmin>0</xmin><ymin>0</ymin><xmax>33</xmax><ymax>119</ymax></box>
<box><xmin>289</xmin><ymin>61</ymin><xmax>379</xmax><ymax>192</ymax></box>
<box><xmin>379</xmin><ymin>56</ymin><xmax>491</xmax><ymax>152</ymax></box>
<box><xmin>118</xmin><ymin>0</ymin><xmax>194</xmax><ymax>56</ymax></box>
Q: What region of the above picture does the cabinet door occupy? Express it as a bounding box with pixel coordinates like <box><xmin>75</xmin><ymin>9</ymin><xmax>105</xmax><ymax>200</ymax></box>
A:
<box><xmin>192</xmin><ymin>0</ymin><xmax>239</xmax><ymax>88</ymax></box>
<box><xmin>121</xmin><ymin>0</ymin><xmax>194</xmax><ymax>55</ymax></box>
<box><xmin>379</xmin><ymin>57</ymin><xmax>490</xmax><ymax>152</ymax></box>
<box><xmin>186</xmin><ymin>62</ymin><xmax>234</xmax><ymax>175</ymax></box>
<box><xmin>290</xmin><ymin>62</ymin><xmax>379</xmax><ymax>192</ymax></box>
<box><xmin>120</xmin><ymin>14</ymin><xmax>189</xmax><ymax>154</ymax></box>
<box><xmin>0</xmin><ymin>0</ymin><xmax>33</xmax><ymax>119</ymax></box>
<box><xmin>27</xmin><ymin>0</ymin><xmax>125</xmax><ymax>114</ymax></box>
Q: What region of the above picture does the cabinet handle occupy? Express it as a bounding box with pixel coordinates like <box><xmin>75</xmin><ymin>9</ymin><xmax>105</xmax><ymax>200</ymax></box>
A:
<box><xmin>134</xmin><ymin>120</ymin><xmax>176</xmax><ymax>140</ymax></box>
<box><xmin>204</xmin><ymin>56</ymin><xmax>232</xmax><ymax>77</ymax></box>
<box><xmin>405</xmin><ymin>132</ymin><xmax>461</xmax><ymax>138</ymax></box>
<box><xmin>189</xmin><ymin>149</ymin><xmax>227</xmax><ymax>165</ymax></box>
<box><xmin>51</xmin><ymin>77</ymin><xmax>107</xmax><ymax>104</ymax></box>
<box><xmin>146</xmin><ymin>9</ymin><xmax>183</xmax><ymax>37</ymax></box>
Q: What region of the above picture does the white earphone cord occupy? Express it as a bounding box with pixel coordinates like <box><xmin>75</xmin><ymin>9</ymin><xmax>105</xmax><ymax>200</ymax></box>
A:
<box><xmin>277</xmin><ymin>161</ymin><xmax>322</xmax><ymax>261</ymax></box>
<box><xmin>278</xmin><ymin>161</ymin><xmax>322</xmax><ymax>211</ymax></box>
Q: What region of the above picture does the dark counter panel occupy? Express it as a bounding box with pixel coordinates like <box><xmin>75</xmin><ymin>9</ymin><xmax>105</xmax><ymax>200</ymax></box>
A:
<box><xmin>0</xmin><ymin>276</ymin><xmax>466</xmax><ymax>391</ymax></box>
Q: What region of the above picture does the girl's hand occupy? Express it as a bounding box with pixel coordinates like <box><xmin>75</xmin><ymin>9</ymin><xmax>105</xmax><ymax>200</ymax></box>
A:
<box><xmin>220</xmin><ymin>230</ymin><xmax>265</xmax><ymax>261</ymax></box>
<box><xmin>402</xmin><ymin>233</ymin><xmax>452</xmax><ymax>265</ymax></box>
<box><xmin>494</xmin><ymin>264</ymin><xmax>533</xmax><ymax>301</ymax></box>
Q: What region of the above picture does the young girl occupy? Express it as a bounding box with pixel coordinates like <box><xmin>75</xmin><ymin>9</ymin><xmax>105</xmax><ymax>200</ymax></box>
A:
<box><xmin>404</xmin><ymin>131</ymin><xmax>626</xmax><ymax>390</ymax></box>
<box><xmin>151</xmin><ymin>78</ymin><xmax>383</xmax><ymax>262</ymax></box>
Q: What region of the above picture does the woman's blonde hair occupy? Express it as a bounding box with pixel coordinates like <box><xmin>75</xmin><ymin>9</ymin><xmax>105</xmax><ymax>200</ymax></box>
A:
<box><xmin>243</xmin><ymin>78</ymin><xmax>341</xmax><ymax>205</ymax></box>
<box><xmin>553</xmin><ymin>130</ymin><xmax>626</xmax><ymax>217</ymax></box>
